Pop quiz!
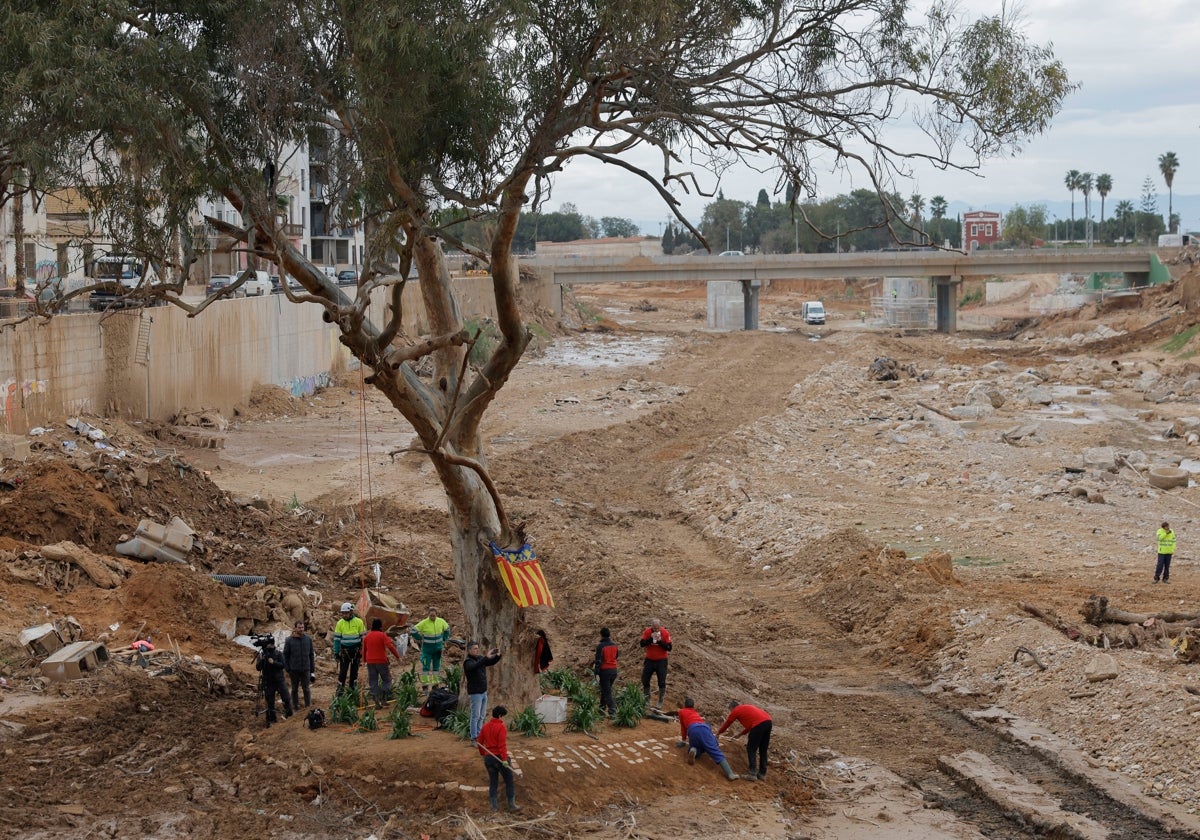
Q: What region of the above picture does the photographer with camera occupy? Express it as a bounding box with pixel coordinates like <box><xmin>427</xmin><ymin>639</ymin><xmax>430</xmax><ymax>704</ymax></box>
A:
<box><xmin>254</xmin><ymin>635</ymin><xmax>293</xmax><ymax>726</ymax></box>
<box><xmin>639</xmin><ymin>618</ymin><xmax>672</xmax><ymax>710</ymax></box>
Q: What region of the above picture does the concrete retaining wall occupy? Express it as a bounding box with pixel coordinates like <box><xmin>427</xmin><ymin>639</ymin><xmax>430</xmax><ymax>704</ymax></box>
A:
<box><xmin>0</xmin><ymin>273</ymin><xmax>539</xmax><ymax>434</ymax></box>
<box><xmin>986</xmin><ymin>279</ymin><xmax>1033</xmax><ymax>304</ymax></box>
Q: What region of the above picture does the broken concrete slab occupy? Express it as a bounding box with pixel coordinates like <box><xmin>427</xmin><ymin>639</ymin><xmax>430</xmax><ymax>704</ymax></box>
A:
<box><xmin>939</xmin><ymin>750</ymin><xmax>1107</xmax><ymax>840</ymax></box>
<box><xmin>40</xmin><ymin>541</ymin><xmax>128</xmax><ymax>588</ymax></box>
<box><xmin>39</xmin><ymin>641</ymin><xmax>109</xmax><ymax>681</ymax></box>
<box><xmin>18</xmin><ymin>624</ymin><xmax>64</xmax><ymax>658</ymax></box>
<box><xmin>115</xmin><ymin>516</ymin><xmax>195</xmax><ymax>564</ymax></box>
<box><xmin>1085</xmin><ymin>653</ymin><xmax>1119</xmax><ymax>683</ymax></box>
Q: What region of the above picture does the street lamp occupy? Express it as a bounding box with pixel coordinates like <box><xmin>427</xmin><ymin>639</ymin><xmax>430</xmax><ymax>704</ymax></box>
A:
<box><xmin>726</xmin><ymin>224</ymin><xmax>730</xmax><ymax>252</ymax></box>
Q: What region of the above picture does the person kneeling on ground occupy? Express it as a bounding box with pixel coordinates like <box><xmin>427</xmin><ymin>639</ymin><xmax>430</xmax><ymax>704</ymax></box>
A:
<box><xmin>478</xmin><ymin>706</ymin><xmax>522</xmax><ymax>813</ymax></box>
<box><xmin>676</xmin><ymin>697</ymin><xmax>737</xmax><ymax>781</ymax></box>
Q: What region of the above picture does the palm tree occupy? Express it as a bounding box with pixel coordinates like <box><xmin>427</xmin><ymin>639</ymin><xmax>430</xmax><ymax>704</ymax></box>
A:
<box><xmin>1080</xmin><ymin>173</ymin><xmax>1094</xmax><ymax>245</ymax></box>
<box><xmin>1158</xmin><ymin>152</ymin><xmax>1180</xmax><ymax>233</ymax></box>
<box><xmin>1065</xmin><ymin>169</ymin><xmax>1081</xmax><ymax>241</ymax></box>
<box><xmin>929</xmin><ymin>196</ymin><xmax>948</xmax><ymax>219</ymax></box>
<box><xmin>1096</xmin><ymin>173</ymin><xmax>1112</xmax><ymax>238</ymax></box>
<box><xmin>908</xmin><ymin>193</ymin><xmax>924</xmax><ymax>242</ymax></box>
<box><xmin>1114</xmin><ymin>199</ymin><xmax>1134</xmax><ymax>243</ymax></box>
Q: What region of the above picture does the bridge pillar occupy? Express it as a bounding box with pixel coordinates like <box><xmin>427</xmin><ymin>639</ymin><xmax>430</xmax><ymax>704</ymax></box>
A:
<box><xmin>932</xmin><ymin>275</ymin><xmax>961</xmax><ymax>334</ymax></box>
<box><xmin>740</xmin><ymin>279</ymin><xmax>761</xmax><ymax>330</ymax></box>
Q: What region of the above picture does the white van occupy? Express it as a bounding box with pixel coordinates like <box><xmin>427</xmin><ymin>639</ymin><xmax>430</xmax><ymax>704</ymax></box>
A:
<box><xmin>1158</xmin><ymin>234</ymin><xmax>1194</xmax><ymax>248</ymax></box>
<box><xmin>241</xmin><ymin>270</ymin><xmax>272</xmax><ymax>297</ymax></box>
<box><xmin>802</xmin><ymin>301</ymin><xmax>826</xmax><ymax>325</ymax></box>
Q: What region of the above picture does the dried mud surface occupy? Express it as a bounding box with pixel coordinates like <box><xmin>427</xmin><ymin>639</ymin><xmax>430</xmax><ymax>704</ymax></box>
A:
<box><xmin>4</xmin><ymin>264</ymin><xmax>1200</xmax><ymax>838</ymax></box>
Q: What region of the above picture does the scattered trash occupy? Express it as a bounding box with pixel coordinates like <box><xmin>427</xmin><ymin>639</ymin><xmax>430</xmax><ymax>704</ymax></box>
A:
<box><xmin>291</xmin><ymin>547</ymin><xmax>320</xmax><ymax>574</ymax></box>
<box><xmin>61</xmin><ymin>440</ymin><xmax>78</xmax><ymax>453</ymax></box>
<box><xmin>27</xmin><ymin>427</ymin><xmax>50</xmax><ymax>436</ymax></box>
<box><xmin>211</xmin><ymin>574</ymin><xmax>267</xmax><ymax>587</ymax></box>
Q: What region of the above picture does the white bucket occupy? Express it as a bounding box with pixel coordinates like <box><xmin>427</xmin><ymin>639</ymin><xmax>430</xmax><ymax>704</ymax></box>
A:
<box><xmin>535</xmin><ymin>694</ymin><xmax>567</xmax><ymax>724</ymax></box>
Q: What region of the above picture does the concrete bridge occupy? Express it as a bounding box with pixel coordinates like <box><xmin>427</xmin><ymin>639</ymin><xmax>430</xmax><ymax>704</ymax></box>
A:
<box><xmin>531</xmin><ymin>248</ymin><xmax>1164</xmax><ymax>332</ymax></box>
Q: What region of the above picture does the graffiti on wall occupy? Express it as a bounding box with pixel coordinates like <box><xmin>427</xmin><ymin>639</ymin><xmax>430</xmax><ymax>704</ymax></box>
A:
<box><xmin>286</xmin><ymin>372</ymin><xmax>331</xmax><ymax>398</ymax></box>
<box><xmin>35</xmin><ymin>260</ymin><xmax>57</xmax><ymax>282</ymax></box>
<box><xmin>3</xmin><ymin>377</ymin><xmax>49</xmax><ymax>433</ymax></box>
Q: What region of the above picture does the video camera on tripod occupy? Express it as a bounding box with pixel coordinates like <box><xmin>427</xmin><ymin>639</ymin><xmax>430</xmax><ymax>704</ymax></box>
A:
<box><xmin>251</xmin><ymin>634</ymin><xmax>281</xmax><ymax>723</ymax></box>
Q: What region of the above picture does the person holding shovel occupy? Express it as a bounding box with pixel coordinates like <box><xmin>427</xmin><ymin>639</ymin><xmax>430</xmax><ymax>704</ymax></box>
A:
<box><xmin>477</xmin><ymin>705</ymin><xmax>521</xmax><ymax>813</ymax></box>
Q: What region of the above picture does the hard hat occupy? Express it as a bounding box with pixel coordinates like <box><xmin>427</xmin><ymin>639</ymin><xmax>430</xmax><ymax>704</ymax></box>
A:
<box><xmin>340</xmin><ymin>602</ymin><xmax>353</xmax><ymax>612</ymax></box>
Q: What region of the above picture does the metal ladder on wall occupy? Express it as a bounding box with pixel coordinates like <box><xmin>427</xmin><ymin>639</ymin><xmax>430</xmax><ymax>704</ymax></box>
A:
<box><xmin>134</xmin><ymin>314</ymin><xmax>153</xmax><ymax>365</ymax></box>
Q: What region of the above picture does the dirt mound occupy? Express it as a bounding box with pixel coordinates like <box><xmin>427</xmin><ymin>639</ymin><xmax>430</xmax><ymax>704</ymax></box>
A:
<box><xmin>0</xmin><ymin>460</ymin><xmax>129</xmax><ymax>547</ymax></box>
<box><xmin>233</xmin><ymin>383</ymin><xmax>308</xmax><ymax>421</ymax></box>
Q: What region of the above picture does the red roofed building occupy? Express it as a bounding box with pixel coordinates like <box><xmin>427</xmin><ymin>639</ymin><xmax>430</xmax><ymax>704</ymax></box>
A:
<box><xmin>962</xmin><ymin>211</ymin><xmax>1002</xmax><ymax>250</ymax></box>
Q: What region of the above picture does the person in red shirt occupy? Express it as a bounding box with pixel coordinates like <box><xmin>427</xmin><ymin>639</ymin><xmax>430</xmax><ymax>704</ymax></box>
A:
<box><xmin>477</xmin><ymin>706</ymin><xmax>521</xmax><ymax>812</ymax></box>
<box><xmin>593</xmin><ymin>627</ymin><xmax>619</xmax><ymax>716</ymax></box>
<box><xmin>674</xmin><ymin>697</ymin><xmax>737</xmax><ymax>780</ymax></box>
<box><xmin>717</xmin><ymin>701</ymin><xmax>773</xmax><ymax>780</ymax></box>
<box><xmin>362</xmin><ymin>618</ymin><xmax>403</xmax><ymax>708</ymax></box>
<box><xmin>639</xmin><ymin>618</ymin><xmax>672</xmax><ymax>709</ymax></box>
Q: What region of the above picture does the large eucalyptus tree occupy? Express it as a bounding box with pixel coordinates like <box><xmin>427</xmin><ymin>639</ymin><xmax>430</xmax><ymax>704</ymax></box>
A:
<box><xmin>4</xmin><ymin>0</ymin><xmax>1070</xmax><ymax>701</ymax></box>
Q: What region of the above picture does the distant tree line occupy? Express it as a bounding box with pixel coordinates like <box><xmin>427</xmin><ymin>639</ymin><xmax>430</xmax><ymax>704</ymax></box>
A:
<box><xmin>444</xmin><ymin>203</ymin><xmax>641</xmax><ymax>253</ymax></box>
<box><xmin>666</xmin><ymin>188</ymin><xmax>961</xmax><ymax>254</ymax></box>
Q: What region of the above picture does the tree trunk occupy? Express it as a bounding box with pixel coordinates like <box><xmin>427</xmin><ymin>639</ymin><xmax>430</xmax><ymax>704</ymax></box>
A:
<box><xmin>448</xmin><ymin>494</ymin><xmax>539</xmax><ymax>707</ymax></box>
<box><xmin>13</xmin><ymin>187</ymin><xmax>25</xmax><ymax>295</ymax></box>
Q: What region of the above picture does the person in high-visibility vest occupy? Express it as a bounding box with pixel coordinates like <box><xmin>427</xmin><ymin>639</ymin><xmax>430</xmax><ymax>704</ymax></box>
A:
<box><xmin>411</xmin><ymin>607</ymin><xmax>450</xmax><ymax>686</ymax></box>
<box><xmin>333</xmin><ymin>602</ymin><xmax>366</xmax><ymax>691</ymax></box>
<box><xmin>1155</xmin><ymin>521</ymin><xmax>1177</xmax><ymax>584</ymax></box>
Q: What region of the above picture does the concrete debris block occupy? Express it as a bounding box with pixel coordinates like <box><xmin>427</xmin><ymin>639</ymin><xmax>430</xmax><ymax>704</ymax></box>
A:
<box><xmin>1136</xmin><ymin>409</ymin><xmax>1156</xmax><ymax>422</ymax></box>
<box><xmin>967</xmin><ymin>383</ymin><xmax>1005</xmax><ymax>408</ymax></box>
<box><xmin>1086</xmin><ymin>490</ymin><xmax>1105</xmax><ymax>504</ymax></box>
<box><xmin>164</xmin><ymin>426</ymin><xmax>226</xmax><ymax>450</ymax></box>
<box><xmin>1171</xmin><ymin>417</ymin><xmax>1200</xmax><ymax>438</ymax></box>
<box><xmin>0</xmin><ymin>433</ymin><xmax>31</xmax><ymax>462</ymax></box>
<box><xmin>39</xmin><ymin>641</ymin><xmax>109</xmax><ymax>682</ymax></box>
<box><xmin>115</xmin><ymin>516</ymin><xmax>195</xmax><ymax>564</ymax></box>
<box><xmin>1012</xmin><ymin>372</ymin><xmax>1042</xmax><ymax>386</ymax></box>
<box><xmin>1182</xmin><ymin>379</ymin><xmax>1200</xmax><ymax>395</ymax></box>
<box><xmin>1000</xmin><ymin>423</ymin><xmax>1039</xmax><ymax>444</ymax></box>
<box><xmin>1020</xmin><ymin>386</ymin><xmax>1054</xmax><ymax>405</ymax></box>
<box><xmin>948</xmin><ymin>404</ymin><xmax>992</xmax><ymax>420</ymax></box>
<box><xmin>1123</xmin><ymin>450</ymin><xmax>1149</xmax><ymax>469</ymax></box>
<box><xmin>1082</xmin><ymin>447</ymin><xmax>1117</xmax><ymax>472</ymax></box>
<box><xmin>1137</xmin><ymin>370</ymin><xmax>1162</xmax><ymax>392</ymax></box>
<box><xmin>1085</xmin><ymin>653</ymin><xmax>1119</xmax><ymax>683</ymax></box>
<box><xmin>979</xmin><ymin>361</ymin><xmax>1009</xmax><ymax>373</ymax></box>
<box><xmin>19</xmin><ymin>624</ymin><xmax>65</xmax><ymax>658</ymax></box>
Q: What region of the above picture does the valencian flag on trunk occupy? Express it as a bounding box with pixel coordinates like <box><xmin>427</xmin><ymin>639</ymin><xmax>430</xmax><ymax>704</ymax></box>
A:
<box><xmin>490</xmin><ymin>541</ymin><xmax>555</xmax><ymax>608</ymax></box>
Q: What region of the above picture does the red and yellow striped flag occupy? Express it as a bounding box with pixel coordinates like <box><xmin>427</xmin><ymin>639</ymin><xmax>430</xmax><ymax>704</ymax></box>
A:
<box><xmin>491</xmin><ymin>542</ymin><xmax>554</xmax><ymax>608</ymax></box>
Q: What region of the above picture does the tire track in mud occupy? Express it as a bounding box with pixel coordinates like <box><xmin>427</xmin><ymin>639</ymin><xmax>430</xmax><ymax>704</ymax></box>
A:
<box><xmin>503</xmin><ymin>328</ymin><xmax>1189</xmax><ymax>839</ymax></box>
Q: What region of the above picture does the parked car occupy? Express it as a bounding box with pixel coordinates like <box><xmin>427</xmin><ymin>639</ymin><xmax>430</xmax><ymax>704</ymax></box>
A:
<box><xmin>717</xmin><ymin>250</ymin><xmax>745</xmax><ymax>257</ymax></box>
<box><xmin>205</xmin><ymin>275</ymin><xmax>244</xmax><ymax>298</ymax></box>
<box><xmin>336</xmin><ymin>269</ymin><xmax>358</xmax><ymax>285</ymax></box>
<box><xmin>802</xmin><ymin>301</ymin><xmax>826</xmax><ymax>325</ymax></box>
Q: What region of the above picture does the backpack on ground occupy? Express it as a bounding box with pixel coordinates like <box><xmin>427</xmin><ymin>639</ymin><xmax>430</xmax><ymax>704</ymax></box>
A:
<box><xmin>306</xmin><ymin>708</ymin><xmax>326</xmax><ymax>730</ymax></box>
<box><xmin>419</xmin><ymin>687</ymin><xmax>459</xmax><ymax>725</ymax></box>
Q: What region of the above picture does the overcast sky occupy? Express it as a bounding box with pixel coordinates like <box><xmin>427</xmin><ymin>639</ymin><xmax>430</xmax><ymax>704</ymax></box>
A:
<box><xmin>546</xmin><ymin>0</ymin><xmax>1200</xmax><ymax>232</ymax></box>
